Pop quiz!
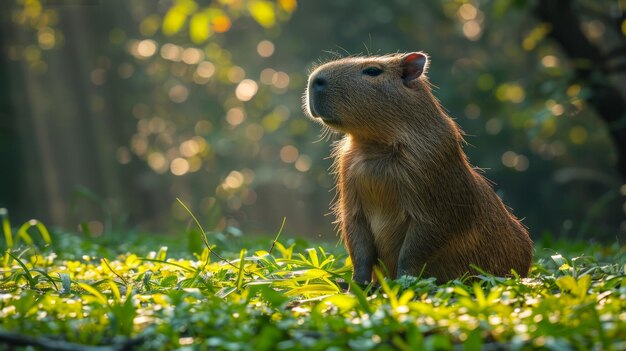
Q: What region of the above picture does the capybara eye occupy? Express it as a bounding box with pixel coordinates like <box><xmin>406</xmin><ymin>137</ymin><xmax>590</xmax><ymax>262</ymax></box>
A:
<box><xmin>362</xmin><ymin>67</ymin><xmax>383</xmax><ymax>77</ymax></box>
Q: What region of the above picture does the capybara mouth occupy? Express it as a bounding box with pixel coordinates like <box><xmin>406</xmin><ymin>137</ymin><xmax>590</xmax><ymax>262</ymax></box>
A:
<box><xmin>320</xmin><ymin>116</ymin><xmax>341</xmax><ymax>126</ymax></box>
<box><xmin>308</xmin><ymin>92</ymin><xmax>341</xmax><ymax>125</ymax></box>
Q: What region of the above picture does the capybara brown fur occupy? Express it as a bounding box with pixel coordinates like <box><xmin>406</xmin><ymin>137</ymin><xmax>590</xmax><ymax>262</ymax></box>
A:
<box><xmin>304</xmin><ymin>52</ymin><xmax>533</xmax><ymax>283</ymax></box>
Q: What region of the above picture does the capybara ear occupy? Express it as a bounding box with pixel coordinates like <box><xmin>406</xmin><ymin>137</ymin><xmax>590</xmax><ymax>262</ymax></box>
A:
<box><xmin>400</xmin><ymin>52</ymin><xmax>428</xmax><ymax>85</ymax></box>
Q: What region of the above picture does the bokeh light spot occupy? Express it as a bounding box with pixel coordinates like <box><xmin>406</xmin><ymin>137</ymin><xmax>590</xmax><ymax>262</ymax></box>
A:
<box><xmin>496</xmin><ymin>83</ymin><xmax>525</xmax><ymax>103</ymax></box>
<box><xmin>477</xmin><ymin>74</ymin><xmax>494</xmax><ymax>91</ymax></box>
<box><xmin>38</xmin><ymin>28</ymin><xmax>55</xmax><ymax>50</ymax></box>
<box><xmin>295</xmin><ymin>155</ymin><xmax>312</xmax><ymax>172</ymax></box>
<box><xmin>213</xmin><ymin>15</ymin><xmax>232</xmax><ymax>33</ymax></box>
<box><xmin>90</xmin><ymin>68</ymin><xmax>106</xmax><ymax>85</ymax></box>
<box><xmin>116</xmin><ymin>147</ymin><xmax>131</xmax><ymax>164</ymax></box>
<box><xmin>257</xmin><ymin>40</ymin><xmax>275</xmax><ymax>57</ymax></box>
<box><xmin>118</xmin><ymin>62</ymin><xmax>134</xmax><ymax>78</ymax></box>
<box><xmin>136</xmin><ymin>39</ymin><xmax>157</xmax><ymax>58</ymax></box>
<box><xmin>148</xmin><ymin>153</ymin><xmax>167</xmax><ymax>173</ymax></box>
<box><xmin>582</xmin><ymin>20</ymin><xmax>605</xmax><ymax>42</ymax></box>
<box><xmin>462</xmin><ymin>20</ymin><xmax>482</xmax><ymax>41</ymax></box>
<box><xmin>465</xmin><ymin>104</ymin><xmax>480</xmax><ymax>119</ymax></box>
<box><xmin>170</xmin><ymin>157</ymin><xmax>190</xmax><ymax>176</ymax></box>
<box><xmin>195</xmin><ymin>121</ymin><xmax>213</xmax><ymax>135</ymax></box>
<box><xmin>550</xmin><ymin>104</ymin><xmax>564</xmax><ymax>116</ymax></box>
<box><xmin>131</xmin><ymin>135</ymin><xmax>148</xmax><ymax>155</ymax></box>
<box><xmin>182</xmin><ymin>47</ymin><xmax>204</xmax><ymax>64</ymax></box>
<box><xmin>280</xmin><ymin>145</ymin><xmax>299</xmax><ymax>163</ymax></box>
<box><xmin>180</xmin><ymin>139</ymin><xmax>200</xmax><ymax>157</ymax></box>
<box><xmin>541</xmin><ymin>55</ymin><xmax>559</xmax><ymax>68</ymax></box>
<box><xmin>226</xmin><ymin>107</ymin><xmax>246</xmax><ymax>126</ymax></box>
<box><xmin>260</xmin><ymin>68</ymin><xmax>276</xmax><ymax>84</ymax></box>
<box><xmin>272</xmin><ymin>71</ymin><xmax>290</xmax><ymax>89</ymax></box>
<box><xmin>457</xmin><ymin>4</ymin><xmax>477</xmax><ymax>21</ymax></box>
<box><xmin>224</xmin><ymin>171</ymin><xmax>244</xmax><ymax>189</ymax></box>
<box><xmin>235</xmin><ymin>79</ymin><xmax>258</xmax><ymax>101</ymax></box>
<box><xmin>161</xmin><ymin>43</ymin><xmax>183</xmax><ymax>61</ymax></box>
<box><xmin>569</xmin><ymin>126</ymin><xmax>588</xmax><ymax>145</ymax></box>
<box><xmin>246</xmin><ymin>124</ymin><xmax>264</xmax><ymax>141</ymax></box>
<box><xmin>140</xmin><ymin>15</ymin><xmax>160</xmax><ymax>37</ymax></box>
<box><xmin>515</xmin><ymin>155</ymin><xmax>529</xmax><ymax>171</ymax></box>
<box><xmin>502</xmin><ymin>151</ymin><xmax>518</xmax><ymax>168</ymax></box>
<box><xmin>566</xmin><ymin>84</ymin><xmax>581</xmax><ymax>97</ymax></box>
<box><xmin>196</xmin><ymin>61</ymin><xmax>215</xmax><ymax>78</ymax></box>
<box><xmin>169</xmin><ymin>85</ymin><xmax>189</xmax><ymax>103</ymax></box>
<box><xmin>485</xmin><ymin>118</ymin><xmax>503</xmax><ymax>135</ymax></box>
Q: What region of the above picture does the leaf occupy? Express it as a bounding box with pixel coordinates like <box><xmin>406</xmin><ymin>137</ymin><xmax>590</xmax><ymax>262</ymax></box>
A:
<box><xmin>189</xmin><ymin>12</ymin><xmax>212</xmax><ymax>43</ymax></box>
<box><xmin>13</xmin><ymin>290</ymin><xmax>37</xmax><ymax>317</ymax></box>
<box><xmin>216</xmin><ymin>286</ymin><xmax>237</xmax><ymax>298</ymax></box>
<box><xmin>59</xmin><ymin>273</ymin><xmax>71</xmax><ymax>294</ymax></box>
<box><xmin>473</xmin><ymin>283</ymin><xmax>486</xmax><ymax>307</ymax></box>
<box><xmin>398</xmin><ymin>289</ymin><xmax>415</xmax><ymax>306</ymax></box>
<box><xmin>143</xmin><ymin>271</ymin><xmax>153</xmax><ymax>292</ymax></box>
<box><xmin>392</xmin><ymin>335</ymin><xmax>411</xmax><ymax>351</ymax></box>
<box><xmin>453</xmin><ymin>285</ymin><xmax>471</xmax><ymax>297</ymax></box>
<box><xmin>406</xmin><ymin>324</ymin><xmax>424</xmax><ymax>350</ymax></box>
<box><xmin>251</xmin><ymin>285</ymin><xmax>289</xmax><ymax>308</ymax></box>
<box><xmin>274</xmin><ymin>242</ymin><xmax>293</xmax><ymax>259</ymax></box>
<box><xmin>375</xmin><ymin>268</ymin><xmax>398</xmax><ymax>309</ymax></box>
<box><xmin>235</xmin><ymin>249</ymin><xmax>246</xmax><ymax>291</ymax></box>
<box><xmin>1</xmin><ymin>208</ymin><xmax>13</xmax><ymax>249</ymax></box>
<box><xmin>159</xmin><ymin>275</ymin><xmax>179</xmax><ymax>287</ymax></box>
<box><xmin>556</xmin><ymin>276</ymin><xmax>578</xmax><ymax>295</ymax></box>
<box><xmin>139</xmin><ymin>258</ymin><xmax>195</xmax><ymax>272</ymax></box>
<box><xmin>323</xmin><ymin>294</ymin><xmax>356</xmax><ymax>312</ymax></box>
<box><xmin>424</xmin><ymin>334</ymin><xmax>452</xmax><ymax>351</ymax></box>
<box><xmin>109</xmin><ymin>280</ymin><xmax>121</xmax><ymax>303</ymax></box>
<box><xmin>31</xmin><ymin>268</ymin><xmax>59</xmax><ymax>291</ymax></box>
<box><xmin>78</xmin><ymin>282</ymin><xmax>108</xmax><ymax>305</ymax></box>
<box><xmin>464</xmin><ymin>329</ymin><xmax>483</xmax><ymax>351</ymax></box>
<box><xmin>293</xmin><ymin>268</ymin><xmax>329</xmax><ymax>281</ymax></box>
<box><xmin>551</xmin><ymin>254</ymin><xmax>567</xmax><ymax>268</ymax></box>
<box><xmin>278</xmin><ymin>0</ymin><xmax>297</xmax><ymax>12</ymax></box>
<box><xmin>156</xmin><ymin>246</ymin><xmax>168</xmax><ymax>261</ymax></box>
<box><xmin>16</xmin><ymin>219</ymin><xmax>52</xmax><ymax>246</ymax></box>
<box><xmin>248</xmin><ymin>0</ymin><xmax>276</xmax><ymax>28</ymax></box>
<box><xmin>8</xmin><ymin>252</ymin><xmax>36</xmax><ymax>288</ymax></box>
<box><xmin>576</xmin><ymin>275</ymin><xmax>591</xmax><ymax>298</ymax></box>
<box><xmin>163</xmin><ymin>2</ymin><xmax>196</xmax><ymax>36</ymax></box>
<box><xmin>285</xmin><ymin>284</ymin><xmax>339</xmax><ymax>296</ymax></box>
<box><xmin>306</xmin><ymin>248</ymin><xmax>319</xmax><ymax>267</ymax></box>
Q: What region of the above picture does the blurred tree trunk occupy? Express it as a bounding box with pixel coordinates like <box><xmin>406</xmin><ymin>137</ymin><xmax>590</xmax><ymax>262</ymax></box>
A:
<box><xmin>5</xmin><ymin>3</ymin><xmax>126</xmax><ymax>229</ymax></box>
<box><xmin>533</xmin><ymin>0</ymin><xmax>626</xmax><ymax>180</ymax></box>
<box><xmin>0</xmin><ymin>1</ymin><xmax>20</xmax><ymax>215</ymax></box>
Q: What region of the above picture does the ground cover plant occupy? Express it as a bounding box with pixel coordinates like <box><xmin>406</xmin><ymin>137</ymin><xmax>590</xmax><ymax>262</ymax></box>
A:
<box><xmin>0</xmin><ymin>209</ymin><xmax>625</xmax><ymax>351</ymax></box>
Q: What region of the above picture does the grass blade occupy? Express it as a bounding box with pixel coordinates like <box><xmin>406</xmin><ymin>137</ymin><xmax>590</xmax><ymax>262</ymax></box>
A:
<box><xmin>8</xmin><ymin>252</ymin><xmax>36</xmax><ymax>288</ymax></box>
<box><xmin>78</xmin><ymin>282</ymin><xmax>108</xmax><ymax>305</ymax></box>
<box><xmin>1</xmin><ymin>208</ymin><xmax>13</xmax><ymax>249</ymax></box>
<box><xmin>268</xmin><ymin>217</ymin><xmax>286</xmax><ymax>255</ymax></box>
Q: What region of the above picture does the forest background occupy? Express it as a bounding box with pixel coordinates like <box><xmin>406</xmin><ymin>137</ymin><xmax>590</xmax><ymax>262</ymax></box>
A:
<box><xmin>1</xmin><ymin>0</ymin><xmax>625</xmax><ymax>242</ymax></box>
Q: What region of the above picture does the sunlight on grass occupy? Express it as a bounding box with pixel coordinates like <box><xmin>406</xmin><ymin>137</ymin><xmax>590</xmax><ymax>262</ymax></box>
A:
<box><xmin>0</xmin><ymin>210</ymin><xmax>625</xmax><ymax>350</ymax></box>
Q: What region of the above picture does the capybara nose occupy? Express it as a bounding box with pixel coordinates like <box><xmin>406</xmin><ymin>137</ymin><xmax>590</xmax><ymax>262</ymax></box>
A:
<box><xmin>311</xmin><ymin>76</ymin><xmax>327</xmax><ymax>93</ymax></box>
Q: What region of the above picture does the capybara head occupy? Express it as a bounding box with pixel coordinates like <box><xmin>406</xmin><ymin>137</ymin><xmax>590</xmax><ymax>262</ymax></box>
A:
<box><xmin>305</xmin><ymin>52</ymin><xmax>454</xmax><ymax>143</ymax></box>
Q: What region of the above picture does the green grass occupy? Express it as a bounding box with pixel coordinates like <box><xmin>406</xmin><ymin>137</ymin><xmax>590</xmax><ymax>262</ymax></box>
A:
<box><xmin>0</xmin><ymin>211</ymin><xmax>625</xmax><ymax>351</ymax></box>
